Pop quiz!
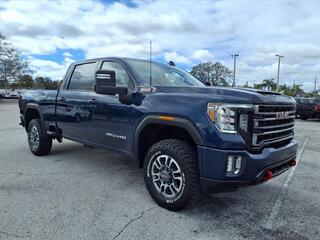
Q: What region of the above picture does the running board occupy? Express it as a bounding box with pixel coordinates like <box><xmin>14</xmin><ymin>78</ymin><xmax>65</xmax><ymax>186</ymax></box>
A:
<box><xmin>47</xmin><ymin>124</ymin><xmax>62</xmax><ymax>142</ymax></box>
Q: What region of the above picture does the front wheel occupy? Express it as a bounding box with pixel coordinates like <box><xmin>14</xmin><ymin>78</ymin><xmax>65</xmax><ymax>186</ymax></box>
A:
<box><xmin>144</xmin><ymin>139</ymin><xmax>200</xmax><ymax>211</ymax></box>
<box><xmin>28</xmin><ymin>118</ymin><xmax>52</xmax><ymax>156</ymax></box>
<box><xmin>300</xmin><ymin>115</ymin><xmax>308</xmax><ymax>120</ymax></box>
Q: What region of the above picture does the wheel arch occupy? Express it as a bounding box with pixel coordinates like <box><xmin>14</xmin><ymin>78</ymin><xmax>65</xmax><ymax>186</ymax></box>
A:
<box><xmin>24</xmin><ymin>103</ymin><xmax>45</xmax><ymax>132</ymax></box>
<box><xmin>134</xmin><ymin>115</ymin><xmax>204</xmax><ymax>168</ymax></box>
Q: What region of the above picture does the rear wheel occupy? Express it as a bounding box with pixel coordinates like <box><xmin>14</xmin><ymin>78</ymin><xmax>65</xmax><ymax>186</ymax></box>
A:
<box><xmin>144</xmin><ymin>139</ymin><xmax>200</xmax><ymax>211</ymax></box>
<box><xmin>300</xmin><ymin>115</ymin><xmax>308</xmax><ymax>120</ymax></box>
<box><xmin>28</xmin><ymin>118</ymin><xmax>52</xmax><ymax>156</ymax></box>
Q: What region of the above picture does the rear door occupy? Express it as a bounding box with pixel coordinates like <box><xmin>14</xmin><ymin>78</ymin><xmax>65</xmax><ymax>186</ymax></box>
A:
<box><xmin>56</xmin><ymin>62</ymin><xmax>98</xmax><ymax>141</ymax></box>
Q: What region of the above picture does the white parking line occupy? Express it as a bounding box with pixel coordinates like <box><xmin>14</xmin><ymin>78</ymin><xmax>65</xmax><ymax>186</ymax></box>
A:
<box><xmin>263</xmin><ymin>137</ymin><xmax>309</xmax><ymax>230</ymax></box>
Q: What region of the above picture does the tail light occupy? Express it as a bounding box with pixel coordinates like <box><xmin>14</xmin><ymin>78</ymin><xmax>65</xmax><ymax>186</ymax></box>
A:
<box><xmin>315</xmin><ymin>104</ymin><xmax>320</xmax><ymax>112</ymax></box>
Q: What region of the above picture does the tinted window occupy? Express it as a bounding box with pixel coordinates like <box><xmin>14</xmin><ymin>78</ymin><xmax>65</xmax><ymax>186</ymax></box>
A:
<box><xmin>126</xmin><ymin>59</ymin><xmax>204</xmax><ymax>87</ymax></box>
<box><xmin>101</xmin><ymin>62</ymin><xmax>129</xmax><ymax>86</ymax></box>
<box><xmin>298</xmin><ymin>98</ymin><xmax>315</xmax><ymax>104</ymax></box>
<box><xmin>68</xmin><ymin>62</ymin><xmax>97</xmax><ymax>90</ymax></box>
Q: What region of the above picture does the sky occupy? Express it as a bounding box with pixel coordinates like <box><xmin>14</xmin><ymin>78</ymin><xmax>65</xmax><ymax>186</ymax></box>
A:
<box><xmin>0</xmin><ymin>0</ymin><xmax>320</xmax><ymax>91</ymax></box>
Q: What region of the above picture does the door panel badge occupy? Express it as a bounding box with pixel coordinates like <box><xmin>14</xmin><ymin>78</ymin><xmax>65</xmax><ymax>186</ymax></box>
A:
<box><xmin>105</xmin><ymin>132</ymin><xmax>127</xmax><ymax>140</ymax></box>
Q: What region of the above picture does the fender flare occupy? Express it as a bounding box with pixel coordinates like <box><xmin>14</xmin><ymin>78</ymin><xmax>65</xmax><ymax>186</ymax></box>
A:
<box><xmin>134</xmin><ymin>115</ymin><xmax>204</xmax><ymax>166</ymax></box>
<box><xmin>24</xmin><ymin>103</ymin><xmax>46</xmax><ymax>132</ymax></box>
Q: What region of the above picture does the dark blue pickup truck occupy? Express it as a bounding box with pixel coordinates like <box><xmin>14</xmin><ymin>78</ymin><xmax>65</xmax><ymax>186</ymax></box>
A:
<box><xmin>19</xmin><ymin>57</ymin><xmax>298</xmax><ymax>210</ymax></box>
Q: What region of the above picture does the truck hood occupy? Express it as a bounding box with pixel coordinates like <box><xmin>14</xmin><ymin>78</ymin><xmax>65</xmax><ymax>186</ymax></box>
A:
<box><xmin>154</xmin><ymin>86</ymin><xmax>295</xmax><ymax>105</ymax></box>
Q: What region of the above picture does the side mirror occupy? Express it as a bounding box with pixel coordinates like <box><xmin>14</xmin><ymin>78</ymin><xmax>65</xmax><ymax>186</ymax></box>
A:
<box><xmin>205</xmin><ymin>81</ymin><xmax>211</xmax><ymax>86</ymax></box>
<box><xmin>95</xmin><ymin>70</ymin><xmax>127</xmax><ymax>95</ymax></box>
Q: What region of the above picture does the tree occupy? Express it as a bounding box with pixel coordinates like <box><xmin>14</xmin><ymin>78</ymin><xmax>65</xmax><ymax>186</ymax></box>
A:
<box><xmin>254</xmin><ymin>78</ymin><xmax>277</xmax><ymax>91</ymax></box>
<box><xmin>17</xmin><ymin>74</ymin><xmax>34</xmax><ymax>89</ymax></box>
<box><xmin>190</xmin><ymin>62</ymin><xmax>232</xmax><ymax>86</ymax></box>
<box><xmin>276</xmin><ymin>84</ymin><xmax>305</xmax><ymax>97</ymax></box>
<box><xmin>0</xmin><ymin>33</ymin><xmax>30</xmax><ymax>89</ymax></box>
<box><xmin>34</xmin><ymin>76</ymin><xmax>59</xmax><ymax>89</ymax></box>
<box><xmin>290</xmin><ymin>84</ymin><xmax>304</xmax><ymax>97</ymax></box>
<box><xmin>278</xmin><ymin>84</ymin><xmax>291</xmax><ymax>95</ymax></box>
<box><xmin>260</xmin><ymin>78</ymin><xmax>276</xmax><ymax>91</ymax></box>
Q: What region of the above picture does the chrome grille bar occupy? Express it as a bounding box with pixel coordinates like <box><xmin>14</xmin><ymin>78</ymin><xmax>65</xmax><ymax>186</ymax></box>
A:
<box><xmin>255</xmin><ymin>122</ymin><xmax>294</xmax><ymax>130</ymax></box>
<box><xmin>251</xmin><ymin>104</ymin><xmax>295</xmax><ymax>147</ymax></box>
<box><xmin>255</xmin><ymin>110</ymin><xmax>296</xmax><ymax>115</ymax></box>
<box><xmin>254</xmin><ymin>115</ymin><xmax>295</xmax><ymax>122</ymax></box>
<box><xmin>254</xmin><ymin>126</ymin><xmax>294</xmax><ymax>136</ymax></box>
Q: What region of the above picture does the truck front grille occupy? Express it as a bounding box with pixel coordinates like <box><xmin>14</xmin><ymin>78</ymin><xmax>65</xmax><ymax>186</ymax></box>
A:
<box><xmin>251</xmin><ymin>105</ymin><xmax>295</xmax><ymax>148</ymax></box>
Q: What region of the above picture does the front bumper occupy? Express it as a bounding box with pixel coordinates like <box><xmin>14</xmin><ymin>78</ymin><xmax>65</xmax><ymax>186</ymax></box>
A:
<box><xmin>198</xmin><ymin>140</ymin><xmax>298</xmax><ymax>191</ymax></box>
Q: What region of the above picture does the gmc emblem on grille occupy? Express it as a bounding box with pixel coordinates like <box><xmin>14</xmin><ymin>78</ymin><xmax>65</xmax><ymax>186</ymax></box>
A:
<box><xmin>275</xmin><ymin>111</ymin><xmax>290</xmax><ymax>119</ymax></box>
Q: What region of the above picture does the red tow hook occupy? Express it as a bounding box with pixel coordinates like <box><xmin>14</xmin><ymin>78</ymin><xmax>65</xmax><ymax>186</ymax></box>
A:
<box><xmin>263</xmin><ymin>170</ymin><xmax>273</xmax><ymax>181</ymax></box>
<box><xmin>289</xmin><ymin>160</ymin><xmax>297</xmax><ymax>167</ymax></box>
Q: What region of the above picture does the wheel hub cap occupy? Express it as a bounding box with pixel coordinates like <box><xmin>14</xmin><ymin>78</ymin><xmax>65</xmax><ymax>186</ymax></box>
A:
<box><xmin>151</xmin><ymin>154</ymin><xmax>183</xmax><ymax>198</ymax></box>
<box><xmin>29</xmin><ymin>126</ymin><xmax>40</xmax><ymax>150</ymax></box>
<box><xmin>160</xmin><ymin>171</ymin><xmax>172</xmax><ymax>183</ymax></box>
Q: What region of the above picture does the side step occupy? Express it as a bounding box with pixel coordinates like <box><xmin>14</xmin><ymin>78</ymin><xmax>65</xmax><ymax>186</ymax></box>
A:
<box><xmin>46</xmin><ymin>124</ymin><xmax>62</xmax><ymax>142</ymax></box>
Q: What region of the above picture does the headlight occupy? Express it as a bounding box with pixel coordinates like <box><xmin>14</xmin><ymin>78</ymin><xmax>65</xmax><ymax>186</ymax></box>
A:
<box><xmin>207</xmin><ymin>103</ymin><xmax>253</xmax><ymax>134</ymax></box>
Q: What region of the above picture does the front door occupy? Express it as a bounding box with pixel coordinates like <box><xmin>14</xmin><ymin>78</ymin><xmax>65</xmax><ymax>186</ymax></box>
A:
<box><xmin>56</xmin><ymin>61</ymin><xmax>98</xmax><ymax>141</ymax></box>
<box><xmin>86</xmin><ymin>61</ymin><xmax>135</xmax><ymax>154</ymax></box>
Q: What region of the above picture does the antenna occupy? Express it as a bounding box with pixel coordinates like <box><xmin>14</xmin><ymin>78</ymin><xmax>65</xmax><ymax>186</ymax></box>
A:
<box><xmin>149</xmin><ymin>40</ymin><xmax>152</xmax><ymax>86</ymax></box>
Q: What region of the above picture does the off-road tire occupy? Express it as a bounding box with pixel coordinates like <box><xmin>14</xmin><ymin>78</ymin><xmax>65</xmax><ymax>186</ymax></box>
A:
<box><xmin>144</xmin><ymin>139</ymin><xmax>201</xmax><ymax>211</ymax></box>
<box><xmin>28</xmin><ymin>118</ymin><xmax>52</xmax><ymax>156</ymax></box>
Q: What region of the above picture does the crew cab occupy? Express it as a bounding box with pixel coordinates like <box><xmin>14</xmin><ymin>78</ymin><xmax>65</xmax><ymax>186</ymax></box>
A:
<box><xmin>19</xmin><ymin>57</ymin><xmax>298</xmax><ymax>210</ymax></box>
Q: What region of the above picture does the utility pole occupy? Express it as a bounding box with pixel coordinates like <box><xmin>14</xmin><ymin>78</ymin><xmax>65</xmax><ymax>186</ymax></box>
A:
<box><xmin>149</xmin><ymin>40</ymin><xmax>152</xmax><ymax>86</ymax></box>
<box><xmin>275</xmin><ymin>54</ymin><xmax>284</xmax><ymax>92</ymax></box>
<box><xmin>231</xmin><ymin>54</ymin><xmax>239</xmax><ymax>87</ymax></box>
<box><xmin>314</xmin><ymin>75</ymin><xmax>317</xmax><ymax>94</ymax></box>
<box><xmin>293</xmin><ymin>79</ymin><xmax>295</xmax><ymax>87</ymax></box>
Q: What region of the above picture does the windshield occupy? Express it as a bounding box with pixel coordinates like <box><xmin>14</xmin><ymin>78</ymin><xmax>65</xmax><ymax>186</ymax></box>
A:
<box><xmin>297</xmin><ymin>98</ymin><xmax>315</xmax><ymax>104</ymax></box>
<box><xmin>126</xmin><ymin>59</ymin><xmax>204</xmax><ymax>87</ymax></box>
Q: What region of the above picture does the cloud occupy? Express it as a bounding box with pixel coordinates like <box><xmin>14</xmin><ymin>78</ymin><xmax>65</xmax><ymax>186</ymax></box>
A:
<box><xmin>63</xmin><ymin>52</ymin><xmax>73</xmax><ymax>58</ymax></box>
<box><xmin>0</xmin><ymin>0</ymin><xmax>319</xmax><ymax>91</ymax></box>
<box><xmin>164</xmin><ymin>52</ymin><xmax>191</xmax><ymax>64</ymax></box>
<box><xmin>191</xmin><ymin>49</ymin><xmax>214</xmax><ymax>62</ymax></box>
<box><xmin>28</xmin><ymin>58</ymin><xmax>66</xmax><ymax>80</ymax></box>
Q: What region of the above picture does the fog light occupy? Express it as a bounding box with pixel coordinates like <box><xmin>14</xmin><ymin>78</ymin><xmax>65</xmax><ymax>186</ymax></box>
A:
<box><xmin>226</xmin><ymin>155</ymin><xmax>242</xmax><ymax>176</ymax></box>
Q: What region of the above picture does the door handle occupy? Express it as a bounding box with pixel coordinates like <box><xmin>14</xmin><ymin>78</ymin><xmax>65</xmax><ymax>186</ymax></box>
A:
<box><xmin>58</xmin><ymin>96</ymin><xmax>65</xmax><ymax>102</ymax></box>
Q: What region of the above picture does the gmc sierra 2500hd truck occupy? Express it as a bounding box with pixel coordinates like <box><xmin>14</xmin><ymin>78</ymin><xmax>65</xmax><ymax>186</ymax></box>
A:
<box><xmin>19</xmin><ymin>57</ymin><xmax>298</xmax><ymax>211</ymax></box>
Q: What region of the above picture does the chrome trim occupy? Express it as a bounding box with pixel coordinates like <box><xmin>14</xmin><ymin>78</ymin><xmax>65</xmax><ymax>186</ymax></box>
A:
<box><xmin>254</xmin><ymin>126</ymin><xmax>294</xmax><ymax>136</ymax></box>
<box><xmin>254</xmin><ymin>115</ymin><xmax>295</xmax><ymax>122</ymax></box>
<box><xmin>251</xmin><ymin>104</ymin><xmax>296</xmax><ymax>147</ymax></box>
<box><xmin>252</xmin><ymin>134</ymin><xmax>294</xmax><ymax>146</ymax></box>
<box><xmin>254</xmin><ymin>105</ymin><xmax>295</xmax><ymax>113</ymax></box>
<box><xmin>255</xmin><ymin>122</ymin><xmax>294</xmax><ymax>130</ymax></box>
<box><xmin>254</xmin><ymin>110</ymin><xmax>296</xmax><ymax>115</ymax></box>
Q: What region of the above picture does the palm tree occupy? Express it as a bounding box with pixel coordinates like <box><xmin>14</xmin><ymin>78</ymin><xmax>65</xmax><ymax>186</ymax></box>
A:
<box><xmin>261</xmin><ymin>78</ymin><xmax>276</xmax><ymax>91</ymax></box>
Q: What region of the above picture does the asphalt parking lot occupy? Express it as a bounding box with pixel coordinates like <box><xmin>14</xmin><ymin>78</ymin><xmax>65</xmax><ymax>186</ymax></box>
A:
<box><xmin>0</xmin><ymin>99</ymin><xmax>319</xmax><ymax>240</ymax></box>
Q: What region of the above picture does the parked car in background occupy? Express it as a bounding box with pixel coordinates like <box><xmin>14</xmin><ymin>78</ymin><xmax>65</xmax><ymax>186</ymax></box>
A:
<box><xmin>295</xmin><ymin>97</ymin><xmax>320</xmax><ymax>120</ymax></box>
<box><xmin>4</xmin><ymin>89</ymin><xmax>22</xmax><ymax>99</ymax></box>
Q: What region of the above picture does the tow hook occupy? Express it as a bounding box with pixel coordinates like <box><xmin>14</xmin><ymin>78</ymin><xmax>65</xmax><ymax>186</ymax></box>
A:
<box><xmin>263</xmin><ymin>170</ymin><xmax>273</xmax><ymax>181</ymax></box>
<box><xmin>289</xmin><ymin>159</ymin><xmax>297</xmax><ymax>167</ymax></box>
